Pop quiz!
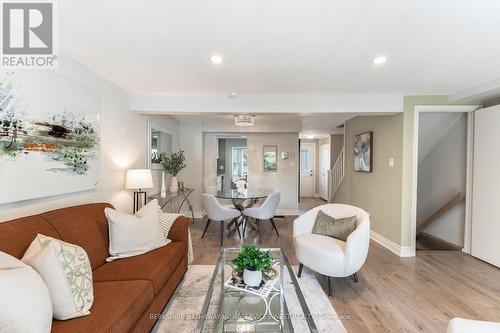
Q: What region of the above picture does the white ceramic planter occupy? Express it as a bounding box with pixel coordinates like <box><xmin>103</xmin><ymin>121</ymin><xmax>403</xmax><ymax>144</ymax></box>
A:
<box><xmin>243</xmin><ymin>269</ymin><xmax>262</xmax><ymax>287</ymax></box>
<box><xmin>169</xmin><ymin>176</ymin><xmax>178</xmax><ymax>193</ymax></box>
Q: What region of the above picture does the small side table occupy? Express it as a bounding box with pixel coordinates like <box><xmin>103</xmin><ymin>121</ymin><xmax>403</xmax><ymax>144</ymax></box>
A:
<box><xmin>149</xmin><ymin>188</ymin><xmax>195</xmax><ymax>223</ymax></box>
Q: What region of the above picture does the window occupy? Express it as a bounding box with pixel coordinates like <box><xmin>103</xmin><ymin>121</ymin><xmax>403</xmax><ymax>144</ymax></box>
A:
<box><xmin>300</xmin><ymin>149</ymin><xmax>309</xmax><ymax>171</ymax></box>
<box><xmin>232</xmin><ymin>147</ymin><xmax>247</xmax><ymax>179</ymax></box>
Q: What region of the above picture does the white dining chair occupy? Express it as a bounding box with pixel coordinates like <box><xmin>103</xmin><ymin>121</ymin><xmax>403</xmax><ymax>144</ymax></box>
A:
<box><xmin>242</xmin><ymin>192</ymin><xmax>281</xmax><ymax>242</ymax></box>
<box><xmin>201</xmin><ymin>193</ymin><xmax>242</xmax><ymax>246</ymax></box>
<box><xmin>251</xmin><ymin>187</ymin><xmax>276</xmax><ymax>208</ymax></box>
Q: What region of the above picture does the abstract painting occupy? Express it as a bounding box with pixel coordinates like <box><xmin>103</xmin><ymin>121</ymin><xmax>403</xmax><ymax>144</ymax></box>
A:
<box><xmin>354</xmin><ymin>131</ymin><xmax>372</xmax><ymax>172</ymax></box>
<box><xmin>263</xmin><ymin>145</ymin><xmax>277</xmax><ymax>172</ymax></box>
<box><xmin>0</xmin><ymin>71</ymin><xmax>100</xmax><ymax>204</ymax></box>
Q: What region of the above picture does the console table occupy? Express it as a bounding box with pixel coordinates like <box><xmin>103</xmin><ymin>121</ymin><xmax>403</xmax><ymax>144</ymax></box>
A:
<box><xmin>149</xmin><ymin>189</ymin><xmax>195</xmax><ymax>223</ymax></box>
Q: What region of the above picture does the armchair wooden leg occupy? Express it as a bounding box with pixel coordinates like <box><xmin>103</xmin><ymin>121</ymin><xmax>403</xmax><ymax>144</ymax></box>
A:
<box><xmin>328</xmin><ymin>276</ymin><xmax>333</xmax><ymax>297</ymax></box>
<box><xmin>352</xmin><ymin>273</ymin><xmax>359</xmax><ymax>284</ymax></box>
<box><xmin>269</xmin><ymin>218</ymin><xmax>279</xmax><ymax>237</ymax></box>
<box><xmin>201</xmin><ymin>219</ymin><xmax>212</xmax><ymax>238</ymax></box>
<box><xmin>298</xmin><ymin>263</ymin><xmax>304</xmax><ymax>278</ymax></box>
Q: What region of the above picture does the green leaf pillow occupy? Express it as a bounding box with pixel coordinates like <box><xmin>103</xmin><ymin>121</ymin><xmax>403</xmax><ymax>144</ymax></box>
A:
<box><xmin>311</xmin><ymin>210</ymin><xmax>357</xmax><ymax>242</ymax></box>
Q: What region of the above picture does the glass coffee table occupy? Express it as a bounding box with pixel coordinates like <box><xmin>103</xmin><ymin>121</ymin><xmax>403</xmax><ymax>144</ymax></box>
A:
<box><xmin>195</xmin><ymin>248</ymin><xmax>318</xmax><ymax>332</ymax></box>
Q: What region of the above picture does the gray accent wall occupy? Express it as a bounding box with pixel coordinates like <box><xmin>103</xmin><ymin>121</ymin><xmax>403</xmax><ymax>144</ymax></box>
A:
<box><xmin>333</xmin><ymin>114</ymin><xmax>404</xmax><ymax>245</ymax></box>
<box><xmin>330</xmin><ymin>134</ymin><xmax>344</xmax><ymax>168</ymax></box>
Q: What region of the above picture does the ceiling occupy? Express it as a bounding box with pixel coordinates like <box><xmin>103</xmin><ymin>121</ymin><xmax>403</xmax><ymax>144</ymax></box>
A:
<box><xmin>60</xmin><ymin>0</ymin><xmax>500</xmax><ymax>97</ymax></box>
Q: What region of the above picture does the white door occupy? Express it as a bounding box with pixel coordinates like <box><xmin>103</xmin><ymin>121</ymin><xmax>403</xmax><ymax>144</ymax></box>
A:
<box><xmin>319</xmin><ymin>143</ymin><xmax>331</xmax><ymax>200</ymax></box>
<box><xmin>300</xmin><ymin>143</ymin><xmax>315</xmax><ymax>197</ymax></box>
<box><xmin>471</xmin><ymin>105</ymin><xmax>500</xmax><ymax>267</ymax></box>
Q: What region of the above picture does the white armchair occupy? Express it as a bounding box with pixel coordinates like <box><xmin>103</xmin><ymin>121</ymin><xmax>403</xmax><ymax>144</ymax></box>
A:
<box><xmin>293</xmin><ymin>203</ymin><xmax>370</xmax><ymax>296</ymax></box>
<box><xmin>448</xmin><ymin>318</ymin><xmax>500</xmax><ymax>333</ymax></box>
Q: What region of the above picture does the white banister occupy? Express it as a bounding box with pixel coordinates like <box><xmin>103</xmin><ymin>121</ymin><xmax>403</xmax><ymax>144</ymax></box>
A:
<box><xmin>328</xmin><ymin>148</ymin><xmax>345</xmax><ymax>202</ymax></box>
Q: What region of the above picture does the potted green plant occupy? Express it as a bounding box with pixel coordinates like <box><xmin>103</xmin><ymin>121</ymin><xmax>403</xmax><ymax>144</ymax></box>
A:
<box><xmin>159</xmin><ymin>150</ymin><xmax>186</xmax><ymax>193</ymax></box>
<box><xmin>231</xmin><ymin>244</ymin><xmax>273</xmax><ymax>287</ymax></box>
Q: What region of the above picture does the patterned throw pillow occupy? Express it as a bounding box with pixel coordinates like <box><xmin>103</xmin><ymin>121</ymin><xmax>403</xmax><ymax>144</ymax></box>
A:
<box><xmin>311</xmin><ymin>210</ymin><xmax>357</xmax><ymax>242</ymax></box>
<box><xmin>158</xmin><ymin>211</ymin><xmax>194</xmax><ymax>264</ymax></box>
<box><xmin>22</xmin><ymin>234</ymin><xmax>93</xmax><ymax>320</ymax></box>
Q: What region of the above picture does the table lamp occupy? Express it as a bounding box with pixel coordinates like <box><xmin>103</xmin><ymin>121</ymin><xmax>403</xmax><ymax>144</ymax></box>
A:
<box><xmin>126</xmin><ymin>169</ymin><xmax>153</xmax><ymax>213</ymax></box>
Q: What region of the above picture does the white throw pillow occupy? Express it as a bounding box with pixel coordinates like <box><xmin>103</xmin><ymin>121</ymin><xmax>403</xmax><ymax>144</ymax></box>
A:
<box><xmin>21</xmin><ymin>235</ymin><xmax>94</xmax><ymax>320</ymax></box>
<box><xmin>0</xmin><ymin>251</ymin><xmax>52</xmax><ymax>333</ymax></box>
<box><xmin>105</xmin><ymin>199</ymin><xmax>167</xmax><ymax>261</ymax></box>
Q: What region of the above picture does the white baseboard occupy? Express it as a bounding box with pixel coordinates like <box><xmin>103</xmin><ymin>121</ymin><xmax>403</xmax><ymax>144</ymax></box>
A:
<box><xmin>370</xmin><ymin>231</ymin><xmax>415</xmax><ymax>257</ymax></box>
<box><xmin>400</xmin><ymin>246</ymin><xmax>415</xmax><ymax>257</ymax></box>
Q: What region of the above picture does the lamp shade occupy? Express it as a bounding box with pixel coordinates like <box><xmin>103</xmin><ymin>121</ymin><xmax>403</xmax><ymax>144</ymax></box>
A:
<box><xmin>125</xmin><ymin>169</ymin><xmax>153</xmax><ymax>190</ymax></box>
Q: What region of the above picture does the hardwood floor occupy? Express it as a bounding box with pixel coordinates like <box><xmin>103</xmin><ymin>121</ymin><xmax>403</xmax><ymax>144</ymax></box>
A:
<box><xmin>190</xmin><ymin>198</ymin><xmax>500</xmax><ymax>333</ymax></box>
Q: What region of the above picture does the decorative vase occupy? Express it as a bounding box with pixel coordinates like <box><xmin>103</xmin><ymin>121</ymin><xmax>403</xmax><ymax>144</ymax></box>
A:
<box><xmin>160</xmin><ymin>171</ymin><xmax>166</xmax><ymax>198</ymax></box>
<box><xmin>243</xmin><ymin>269</ymin><xmax>262</xmax><ymax>287</ymax></box>
<box><xmin>169</xmin><ymin>176</ymin><xmax>178</xmax><ymax>193</ymax></box>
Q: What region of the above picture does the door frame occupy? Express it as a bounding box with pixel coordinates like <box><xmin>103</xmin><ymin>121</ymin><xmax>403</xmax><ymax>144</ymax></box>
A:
<box><xmin>299</xmin><ymin>142</ymin><xmax>316</xmax><ymax>198</ymax></box>
<box><xmin>319</xmin><ymin>141</ymin><xmax>331</xmax><ymax>201</ymax></box>
<box><xmin>410</xmin><ymin>105</ymin><xmax>481</xmax><ymax>256</ymax></box>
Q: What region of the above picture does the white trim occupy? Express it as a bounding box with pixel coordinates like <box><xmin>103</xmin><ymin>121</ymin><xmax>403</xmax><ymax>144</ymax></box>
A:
<box><xmin>463</xmin><ymin>111</ymin><xmax>475</xmax><ymax>254</ymax></box>
<box><xmin>400</xmin><ymin>246</ymin><xmax>415</xmax><ymax>257</ymax></box>
<box><xmin>370</xmin><ymin>231</ymin><xmax>414</xmax><ymax>257</ymax></box>
<box><xmin>410</xmin><ymin>105</ymin><xmax>481</xmax><ymax>256</ymax></box>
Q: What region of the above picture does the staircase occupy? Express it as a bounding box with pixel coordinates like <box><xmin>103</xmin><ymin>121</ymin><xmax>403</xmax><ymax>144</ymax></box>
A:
<box><xmin>416</xmin><ymin>192</ymin><xmax>465</xmax><ymax>236</ymax></box>
<box><xmin>328</xmin><ymin>147</ymin><xmax>344</xmax><ymax>202</ymax></box>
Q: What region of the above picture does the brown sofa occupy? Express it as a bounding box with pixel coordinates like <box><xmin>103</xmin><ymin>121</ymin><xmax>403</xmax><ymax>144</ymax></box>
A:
<box><xmin>0</xmin><ymin>203</ymin><xmax>189</xmax><ymax>333</ymax></box>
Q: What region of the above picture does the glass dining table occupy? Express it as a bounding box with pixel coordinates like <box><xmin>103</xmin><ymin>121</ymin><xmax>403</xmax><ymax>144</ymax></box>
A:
<box><xmin>214</xmin><ymin>188</ymin><xmax>271</xmax><ymax>235</ymax></box>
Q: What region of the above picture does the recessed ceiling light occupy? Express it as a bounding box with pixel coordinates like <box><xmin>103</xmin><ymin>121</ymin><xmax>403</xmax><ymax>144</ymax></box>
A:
<box><xmin>210</xmin><ymin>54</ymin><xmax>223</xmax><ymax>64</ymax></box>
<box><xmin>307</xmin><ymin>135</ymin><xmax>315</xmax><ymax>139</ymax></box>
<box><xmin>373</xmin><ymin>56</ymin><xmax>387</xmax><ymax>65</ymax></box>
<box><xmin>228</xmin><ymin>92</ymin><xmax>238</xmax><ymax>98</ymax></box>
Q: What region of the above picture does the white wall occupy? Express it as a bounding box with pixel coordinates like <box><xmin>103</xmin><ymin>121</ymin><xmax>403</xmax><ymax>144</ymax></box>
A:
<box><xmin>178</xmin><ymin>121</ymin><xmax>204</xmax><ymax>214</ymax></box>
<box><xmin>148</xmin><ymin>115</ymin><xmax>180</xmax><ymax>195</ymax></box>
<box><xmin>0</xmin><ymin>53</ymin><xmax>180</xmax><ymax>221</ymax></box>
<box><xmin>247</xmin><ymin>133</ymin><xmax>299</xmax><ymax>214</ymax></box>
<box><xmin>417</xmin><ymin>113</ymin><xmax>467</xmax><ymax>247</ymax></box>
